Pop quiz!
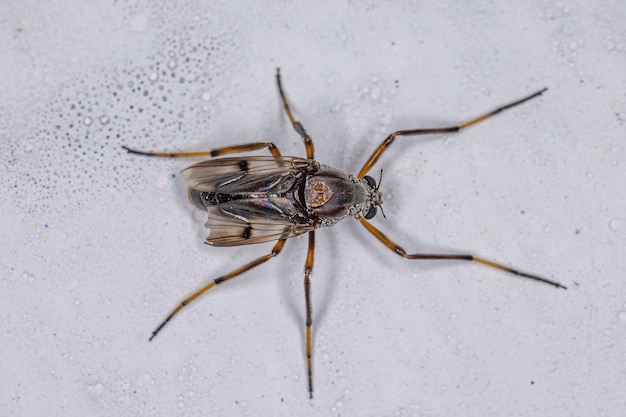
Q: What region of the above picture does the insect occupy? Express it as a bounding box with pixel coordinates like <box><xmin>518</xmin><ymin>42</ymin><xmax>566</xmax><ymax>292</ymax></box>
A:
<box><xmin>123</xmin><ymin>68</ymin><xmax>566</xmax><ymax>399</ymax></box>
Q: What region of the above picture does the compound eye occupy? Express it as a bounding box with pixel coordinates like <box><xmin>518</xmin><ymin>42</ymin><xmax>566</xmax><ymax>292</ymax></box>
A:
<box><xmin>364</xmin><ymin>204</ymin><xmax>377</xmax><ymax>219</ymax></box>
<box><xmin>363</xmin><ymin>175</ymin><xmax>377</xmax><ymax>189</ymax></box>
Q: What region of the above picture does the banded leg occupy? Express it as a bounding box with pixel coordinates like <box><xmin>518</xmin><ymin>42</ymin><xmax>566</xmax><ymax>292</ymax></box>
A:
<box><xmin>122</xmin><ymin>141</ymin><xmax>282</xmax><ymax>158</ymax></box>
<box><xmin>276</xmin><ymin>68</ymin><xmax>315</xmax><ymax>159</ymax></box>
<box><xmin>149</xmin><ymin>239</ymin><xmax>287</xmax><ymax>341</ymax></box>
<box><xmin>303</xmin><ymin>231</ymin><xmax>315</xmax><ymax>398</ymax></box>
<box><xmin>357</xmin><ymin>88</ymin><xmax>547</xmax><ymax>179</ymax></box>
<box><xmin>355</xmin><ymin>215</ymin><xmax>566</xmax><ymax>289</ymax></box>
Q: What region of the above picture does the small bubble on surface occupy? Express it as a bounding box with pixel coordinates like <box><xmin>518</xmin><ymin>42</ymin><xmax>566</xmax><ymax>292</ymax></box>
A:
<box><xmin>609</xmin><ymin>218</ymin><xmax>623</xmax><ymax>232</ymax></box>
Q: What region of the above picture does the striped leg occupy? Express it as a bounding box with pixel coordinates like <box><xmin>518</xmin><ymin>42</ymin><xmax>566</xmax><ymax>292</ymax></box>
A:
<box><xmin>122</xmin><ymin>141</ymin><xmax>282</xmax><ymax>158</ymax></box>
<box><xmin>149</xmin><ymin>239</ymin><xmax>287</xmax><ymax>340</ymax></box>
<box><xmin>303</xmin><ymin>231</ymin><xmax>315</xmax><ymax>398</ymax></box>
<box><xmin>357</xmin><ymin>88</ymin><xmax>547</xmax><ymax>179</ymax></box>
<box><xmin>356</xmin><ymin>214</ymin><xmax>566</xmax><ymax>289</ymax></box>
<box><xmin>276</xmin><ymin>68</ymin><xmax>315</xmax><ymax>160</ymax></box>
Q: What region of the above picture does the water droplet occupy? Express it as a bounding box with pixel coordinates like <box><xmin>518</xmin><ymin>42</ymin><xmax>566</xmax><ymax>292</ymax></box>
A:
<box><xmin>605</xmin><ymin>40</ymin><xmax>615</xmax><ymax>51</ymax></box>
<box><xmin>129</xmin><ymin>14</ymin><xmax>148</xmax><ymax>32</ymax></box>
<box><xmin>202</xmin><ymin>92</ymin><xmax>211</xmax><ymax>101</ymax></box>
<box><xmin>618</xmin><ymin>311</ymin><xmax>626</xmax><ymax>322</ymax></box>
<box><xmin>609</xmin><ymin>218</ymin><xmax>624</xmax><ymax>232</ymax></box>
<box><xmin>89</xmin><ymin>382</ymin><xmax>104</xmax><ymax>394</ymax></box>
<box><xmin>155</xmin><ymin>176</ymin><xmax>168</xmax><ymax>189</ymax></box>
<box><xmin>168</xmin><ymin>60</ymin><xmax>177</xmax><ymax>70</ymax></box>
<box><xmin>136</xmin><ymin>374</ymin><xmax>151</xmax><ymax>387</ymax></box>
<box><xmin>149</xmin><ymin>72</ymin><xmax>159</xmax><ymax>82</ymax></box>
<box><xmin>83</xmin><ymin>116</ymin><xmax>92</xmax><ymax>126</ymax></box>
<box><xmin>99</xmin><ymin>115</ymin><xmax>110</xmax><ymax>125</ymax></box>
<box><xmin>192</xmin><ymin>208</ymin><xmax>206</xmax><ymax>223</ymax></box>
<box><xmin>379</xmin><ymin>111</ymin><xmax>392</xmax><ymax>126</ymax></box>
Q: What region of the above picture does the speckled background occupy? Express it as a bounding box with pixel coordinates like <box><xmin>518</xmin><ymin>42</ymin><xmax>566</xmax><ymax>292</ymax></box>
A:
<box><xmin>1</xmin><ymin>1</ymin><xmax>625</xmax><ymax>416</ymax></box>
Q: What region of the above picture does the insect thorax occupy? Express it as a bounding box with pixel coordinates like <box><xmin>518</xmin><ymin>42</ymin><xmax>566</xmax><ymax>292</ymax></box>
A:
<box><xmin>303</xmin><ymin>166</ymin><xmax>371</xmax><ymax>227</ymax></box>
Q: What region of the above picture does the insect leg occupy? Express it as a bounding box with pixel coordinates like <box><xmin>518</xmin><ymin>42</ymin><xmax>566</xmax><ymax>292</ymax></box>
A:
<box><xmin>149</xmin><ymin>239</ymin><xmax>287</xmax><ymax>341</ymax></box>
<box><xmin>355</xmin><ymin>214</ymin><xmax>566</xmax><ymax>289</ymax></box>
<box><xmin>122</xmin><ymin>141</ymin><xmax>282</xmax><ymax>158</ymax></box>
<box><xmin>276</xmin><ymin>68</ymin><xmax>315</xmax><ymax>159</ymax></box>
<box><xmin>357</xmin><ymin>88</ymin><xmax>547</xmax><ymax>179</ymax></box>
<box><xmin>303</xmin><ymin>231</ymin><xmax>315</xmax><ymax>399</ymax></box>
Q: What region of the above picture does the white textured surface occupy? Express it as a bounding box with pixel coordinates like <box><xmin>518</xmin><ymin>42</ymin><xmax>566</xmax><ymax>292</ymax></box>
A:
<box><xmin>1</xmin><ymin>1</ymin><xmax>625</xmax><ymax>416</ymax></box>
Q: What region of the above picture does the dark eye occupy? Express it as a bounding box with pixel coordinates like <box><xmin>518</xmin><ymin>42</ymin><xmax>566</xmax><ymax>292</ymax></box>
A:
<box><xmin>364</xmin><ymin>204</ymin><xmax>377</xmax><ymax>219</ymax></box>
<box><xmin>363</xmin><ymin>175</ymin><xmax>377</xmax><ymax>189</ymax></box>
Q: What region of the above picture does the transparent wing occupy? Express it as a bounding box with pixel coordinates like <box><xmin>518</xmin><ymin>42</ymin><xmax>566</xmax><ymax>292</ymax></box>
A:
<box><xmin>203</xmin><ymin>205</ymin><xmax>313</xmax><ymax>246</ymax></box>
<box><xmin>182</xmin><ymin>156</ymin><xmax>312</xmax><ymax>192</ymax></box>
<box><xmin>182</xmin><ymin>156</ymin><xmax>316</xmax><ymax>247</ymax></box>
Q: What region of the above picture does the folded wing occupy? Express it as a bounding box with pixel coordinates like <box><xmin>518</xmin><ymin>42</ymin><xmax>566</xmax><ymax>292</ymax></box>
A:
<box><xmin>182</xmin><ymin>156</ymin><xmax>315</xmax><ymax>246</ymax></box>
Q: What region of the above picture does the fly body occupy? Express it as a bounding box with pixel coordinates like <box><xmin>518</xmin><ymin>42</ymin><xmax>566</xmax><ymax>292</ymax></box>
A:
<box><xmin>182</xmin><ymin>156</ymin><xmax>380</xmax><ymax>246</ymax></box>
<box><xmin>123</xmin><ymin>68</ymin><xmax>566</xmax><ymax>399</ymax></box>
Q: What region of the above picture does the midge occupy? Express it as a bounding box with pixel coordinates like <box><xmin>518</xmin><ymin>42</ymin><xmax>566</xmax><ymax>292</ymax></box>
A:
<box><xmin>123</xmin><ymin>69</ymin><xmax>566</xmax><ymax>398</ymax></box>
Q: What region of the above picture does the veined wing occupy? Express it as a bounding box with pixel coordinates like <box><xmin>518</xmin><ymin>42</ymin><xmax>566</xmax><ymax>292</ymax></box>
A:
<box><xmin>203</xmin><ymin>205</ymin><xmax>314</xmax><ymax>246</ymax></box>
<box><xmin>182</xmin><ymin>156</ymin><xmax>316</xmax><ymax>246</ymax></box>
<box><xmin>182</xmin><ymin>156</ymin><xmax>313</xmax><ymax>193</ymax></box>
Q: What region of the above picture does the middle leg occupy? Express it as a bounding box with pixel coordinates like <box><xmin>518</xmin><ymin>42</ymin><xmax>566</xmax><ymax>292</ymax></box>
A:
<box><xmin>303</xmin><ymin>230</ymin><xmax>315</xmax><ymax>398</ymax></box>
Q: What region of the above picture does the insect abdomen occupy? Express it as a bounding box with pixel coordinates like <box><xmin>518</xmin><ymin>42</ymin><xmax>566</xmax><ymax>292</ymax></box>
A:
<box><xmin>189</xmin><ymin>190</ymin><xmax>232</xmax><ymax>208</ymax></box>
